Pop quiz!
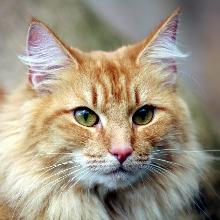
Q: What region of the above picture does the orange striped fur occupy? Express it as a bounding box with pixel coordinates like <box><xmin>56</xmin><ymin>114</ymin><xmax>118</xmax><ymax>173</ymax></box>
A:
<box><xmin>0</xmin><ymin>9</ymin><xmax>208</xmax><ymax>220</ymax></box>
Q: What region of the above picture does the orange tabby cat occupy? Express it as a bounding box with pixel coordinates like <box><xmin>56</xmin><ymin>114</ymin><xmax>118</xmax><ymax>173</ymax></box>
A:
<box><xmin>0</xmin><ymin>8</ymin><xmax>208</xmax><ymax>220</ymax></box>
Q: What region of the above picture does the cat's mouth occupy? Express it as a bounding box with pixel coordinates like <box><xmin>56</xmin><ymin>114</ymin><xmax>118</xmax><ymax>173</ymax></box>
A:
<box><xmin>104</xmin><ymin>166</ymin><xmax>130</xmax><ymax>176</ymax></box>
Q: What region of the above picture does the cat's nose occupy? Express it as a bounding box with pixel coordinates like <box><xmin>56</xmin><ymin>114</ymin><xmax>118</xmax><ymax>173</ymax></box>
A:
<box><xmin>109</xmin><ymin>146</ymin><xmax>133</xmax><ymax>163</ymax></box>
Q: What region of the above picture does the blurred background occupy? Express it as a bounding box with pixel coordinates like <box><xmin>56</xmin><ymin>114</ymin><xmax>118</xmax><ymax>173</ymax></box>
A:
<box><xmin>0</xmin><ymin>0</ymin><xmax>220</xmax><ymax>218</ymax></box>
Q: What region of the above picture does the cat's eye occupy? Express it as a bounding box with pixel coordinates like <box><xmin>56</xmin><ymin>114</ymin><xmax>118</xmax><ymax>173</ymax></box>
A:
<box><xmin>132</xmin><ymin>105</ymin><xmax>154</xmax><ymax>125</ymax></box>
<box><xmin>74</xmin><ymin>107</ymin><xmax>99</xmax><ymax>127</ymax></box>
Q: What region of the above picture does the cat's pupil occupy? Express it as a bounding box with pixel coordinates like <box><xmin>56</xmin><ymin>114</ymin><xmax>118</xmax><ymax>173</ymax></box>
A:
<box><xmin>82</xmin><ymin>110</ymin><xmax>89</xmax><ymax>121</ymax></box>
<box><xmin>139</xmin><ymin>109</ymin><xmax>147</xmax><ymax>120</ymax></box>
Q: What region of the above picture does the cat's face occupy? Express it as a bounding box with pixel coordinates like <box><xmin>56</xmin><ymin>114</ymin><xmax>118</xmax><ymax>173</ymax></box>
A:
<box><xmin>20</xmin><ymin>11</ymin><xmax>192</xmax><ymax>190</ymax></box>
<box><xmin>29</xmin><ymin>55</ymin><xmax>188</xmax><ymax>190</ymax></box>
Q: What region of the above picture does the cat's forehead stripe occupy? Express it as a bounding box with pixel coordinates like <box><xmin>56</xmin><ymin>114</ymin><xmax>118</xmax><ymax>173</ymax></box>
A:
<box><xmin>82</xmin><ymin>54</ymin><xmax>144</xmax><ymax>109</ymax></box>
<box><xmin>91</xmin><ymin>85</ymin><xmax>97</xmax><ymax>108</ymax></box>
<box><xmin>91</xmin><ymin>77</ymin><xmax>133</xmax><ymax>112</ymax></box>
<box><xmin>98</xmin><ymin>62</ymin><xmax>130</xmax><ymax>105</ymax></box>
<box><xmin>134</xmin><ymin>87</ymin><xmax>140</xmax><ymax>105</ymax></box>
<box><xmin>96</xmin><ymin>71</ymin><xmax>109</xmax><ymax>109</ymax></box>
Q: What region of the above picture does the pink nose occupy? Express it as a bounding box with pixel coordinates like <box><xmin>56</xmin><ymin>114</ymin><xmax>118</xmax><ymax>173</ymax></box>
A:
<box><xmin>109</xmin><ymin>146</ymin><xmax>133</xmax><ymax>163</ymax></box>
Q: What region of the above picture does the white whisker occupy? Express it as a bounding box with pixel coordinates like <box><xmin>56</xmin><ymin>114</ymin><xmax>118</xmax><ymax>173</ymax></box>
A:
<box><xmin>18</xmin><ymin>166</ymin><xmax>83</xmax><ymax>219</ymax></box>
<box><xmin>151</xmin><ymin>157</ymin><xmax>187</xmax><ymax>169</ymax></box>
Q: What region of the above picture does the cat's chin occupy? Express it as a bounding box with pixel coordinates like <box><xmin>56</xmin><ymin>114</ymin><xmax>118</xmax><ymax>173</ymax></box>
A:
<box><xmin>93</xmin><ymin>172</ymin><xmax>137</xmax><ymax>190</ymax></box>
<box><xmin>82</xmin><ymin>167</ymin><xmax>143</xmax><ymax>191</ymax></box>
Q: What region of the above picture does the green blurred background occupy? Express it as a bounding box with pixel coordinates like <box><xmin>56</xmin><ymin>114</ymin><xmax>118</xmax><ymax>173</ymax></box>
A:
<box><xmin>0</xmin><ymin>0</ymin><xmax>220</xmax><ymax>218</ymax></box>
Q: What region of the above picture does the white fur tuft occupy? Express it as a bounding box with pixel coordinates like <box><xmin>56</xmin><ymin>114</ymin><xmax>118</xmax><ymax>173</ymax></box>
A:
<box><xmin>19</xmin><ymin>23</ymin><xmax>73</xmax><ymax>91</ymax></box>
<box><xmin>147</xmin><ymin>29</ymin><xmax>187</xmax><ymax>63</ymax></box>
<box><xmin>138</xmin><ymin>16</ymin><xmax>188</xmax><ymax>72</ymax></box>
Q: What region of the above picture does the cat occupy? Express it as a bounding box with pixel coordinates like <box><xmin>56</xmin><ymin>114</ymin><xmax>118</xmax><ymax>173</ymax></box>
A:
<box><xmin>0</xmin><ymin>8</ymin><xmax>208</xmax><ymax>220</ymax></box>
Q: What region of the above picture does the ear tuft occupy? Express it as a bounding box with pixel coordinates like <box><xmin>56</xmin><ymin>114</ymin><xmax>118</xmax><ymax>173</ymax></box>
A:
<box><xmin>19</xmin><ymin>19</ymin><xmax>75</xmax><ymax>92</ymax></box>
<box><xmin>137</xmin><ymin>8</ymin><xmax>187</xmax><ymax>76</ymax></box>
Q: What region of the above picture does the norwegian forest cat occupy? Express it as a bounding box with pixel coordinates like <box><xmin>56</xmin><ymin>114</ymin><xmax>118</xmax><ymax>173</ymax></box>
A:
<box><xmin>0</xmin><ymin>8</ymin><xmax>208</xmax><ymax>220</ymax></box>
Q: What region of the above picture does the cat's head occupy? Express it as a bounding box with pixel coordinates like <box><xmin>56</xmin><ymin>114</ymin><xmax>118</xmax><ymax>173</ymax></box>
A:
<box><xmin>18</xmin><ymin>9</ymin><xmax>198</xmax><ymax>191</ymax></box>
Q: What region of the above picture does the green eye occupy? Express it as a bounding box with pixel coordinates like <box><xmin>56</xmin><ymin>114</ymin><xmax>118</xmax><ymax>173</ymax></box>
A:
<box><xmin>74</xmin><ymin>107</ymin><xmax>99</xmax><ymax>127</ymax></box>
<box><xmin>132</xmin><ymin>105</ymin><xmax>154</xmax><ymax>125</ymax></box>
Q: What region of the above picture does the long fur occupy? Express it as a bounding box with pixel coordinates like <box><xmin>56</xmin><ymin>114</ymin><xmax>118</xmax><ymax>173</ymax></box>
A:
<box><xmin>0</xmin><ymin>9</ymin><xmax>208</xmax><ymax>220</ymax></box>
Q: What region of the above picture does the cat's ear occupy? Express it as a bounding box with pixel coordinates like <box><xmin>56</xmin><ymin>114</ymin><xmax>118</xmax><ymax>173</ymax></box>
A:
<box><xmin>19</xmin><ymin>18</ymin><xmax>77</xmax><ymax>92</ymax></box>
<box><xmin>137</xmin><ymin>8</ymin><xmax>186</xmax><ymax>83</ymax></box>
